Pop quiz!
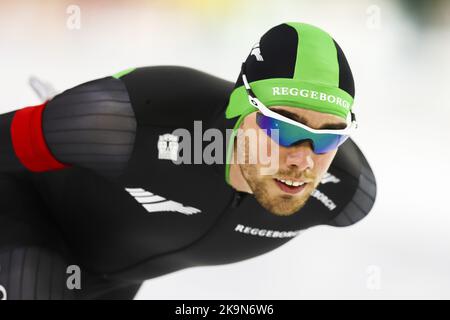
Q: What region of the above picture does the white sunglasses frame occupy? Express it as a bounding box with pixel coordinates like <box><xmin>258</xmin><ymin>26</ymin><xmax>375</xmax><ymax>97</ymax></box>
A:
<box><xmin>241</xmin><ymin>63</ymin><xmax>358</xmax><ymax>136</ymax></box>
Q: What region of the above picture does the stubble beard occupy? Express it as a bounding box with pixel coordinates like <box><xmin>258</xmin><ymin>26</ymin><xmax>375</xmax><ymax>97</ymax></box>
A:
<box><xmin>239</xmin><ymin>162</ymin><xmax>316</xmax><ymax>216</ymax></box>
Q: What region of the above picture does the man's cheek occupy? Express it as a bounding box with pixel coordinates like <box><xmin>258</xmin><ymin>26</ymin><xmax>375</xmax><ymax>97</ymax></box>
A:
<box><xmin>316</xmin><ymin>152</ymin><xmax>336</xmax><ymax>172</ymax></box>
<box><xmin>259</xmin><ymin>130</ymin><xmax>280</xmax><ymax>176</ymax></box>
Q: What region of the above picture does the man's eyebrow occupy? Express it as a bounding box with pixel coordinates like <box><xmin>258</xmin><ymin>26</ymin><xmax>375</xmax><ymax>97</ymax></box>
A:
<box><xmin>271</xmin><ymin>108</ymin><xmax>347</xmax><ymax>130</ymax></box>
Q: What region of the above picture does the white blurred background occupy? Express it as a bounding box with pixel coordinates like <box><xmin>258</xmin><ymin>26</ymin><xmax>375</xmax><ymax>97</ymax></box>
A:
<box><xmin>1</xmin><ymin>0</ymin><xmax>449</xmax><ymax>299</ymax></box>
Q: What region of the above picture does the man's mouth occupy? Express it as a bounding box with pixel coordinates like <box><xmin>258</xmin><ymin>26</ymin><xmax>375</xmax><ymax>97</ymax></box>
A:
<box><xmin>273</xmin><ymin>177</ymin><xmax>309</xmax><ymax>194</ymax></box>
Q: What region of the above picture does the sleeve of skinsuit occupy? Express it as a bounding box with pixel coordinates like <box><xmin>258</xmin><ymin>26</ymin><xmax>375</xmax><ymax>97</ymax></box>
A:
<box><xmin>326</xmin><ymin>138</ymin><xmax>377</xmax><ymax>227</ymax></box>
<box><xmin>0</xmin><ymin>76</ymin><xmax>137</xmax><ymax>178</ymax></box>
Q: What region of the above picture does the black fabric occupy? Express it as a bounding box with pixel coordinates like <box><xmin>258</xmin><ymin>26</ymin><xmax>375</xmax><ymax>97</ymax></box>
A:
<box><xmin>31</xmin><ymin>67</ymin><xmax>376</xmax><ymax>281</ymax></box>
<box><xmin>0</xmin><ymin>172</ymin><xmax>142</xmax><ymax>300</ymax></box>
<box><xmin>233</xmin><ymin>23</ymin><xmax>298</xmax><ymax>89</ymax></box>
<box><xmin>120</xmin><ymin>66</ymin><xmax>234</xmax><ymax>128</ymax></box>
<box><xmin>93</xmin><ymin>282</ymin><xmax>142</xmax><ymax>300</ymax></box>
<box><xmin>0</xmin><ymin>111</ymin><xmax>27</xmax><ymax>172</ymax></box>
<box><xmin>333</xmin><ymin>39</ymin><xmax>355</xmax><ymax>98</ymax></box>
<box><xmin>0</xmin><ymin>66</ymin><xmax>376</xmax><ymax>295</ymax></box>
<box><xmin>43</xmin><ymin>77</ymin><xmax>137</xmax><ymax>178</ymax></box>
<box><xmin>326</xmin><ymin>141</ymin><xmax>376</xmax><ymax>226</ymax></box>
<box><xmin>232</xmin><ymin>24</ymin><xmax>356</xmax><ymax>103</ymax></box>
<box><xmin>0</xmin><ymin>246</ymin><xmax>142</xmax><ymax>300</ymax></box>
<box><xmin>0</xmin><ymin>246</ymin><xmax>75</xmax><ymax>300</ymax></box>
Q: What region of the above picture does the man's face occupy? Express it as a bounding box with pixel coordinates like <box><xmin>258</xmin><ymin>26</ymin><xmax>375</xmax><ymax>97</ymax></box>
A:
<box><xmin>236</xmin><ymin>106</ymin><xmax>347</xmax><ymax>216</ymax></box>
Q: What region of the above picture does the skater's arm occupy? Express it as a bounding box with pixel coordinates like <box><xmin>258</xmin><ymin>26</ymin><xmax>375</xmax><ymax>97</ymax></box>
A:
<box><xmin>0</xmin><ymin>77</ymin><xmax>137</xmax><ymax>177</ymax></box>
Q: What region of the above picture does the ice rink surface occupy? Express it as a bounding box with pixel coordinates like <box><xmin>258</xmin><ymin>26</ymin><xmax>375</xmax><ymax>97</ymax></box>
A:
<box><xmin>0</xmin><ymin>0</ymin><xmax>449</xmax><ymax>299</ymax></box>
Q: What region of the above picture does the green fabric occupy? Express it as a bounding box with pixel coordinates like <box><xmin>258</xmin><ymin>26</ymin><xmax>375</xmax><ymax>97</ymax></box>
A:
<box><xmin>112</xmin><ymin>68</ymin><xmax>136</xmax><ymax>79</ymax></box>
<box><xmin>287</xmin><ymin>22</ymin><xmax>339</xmax><ymax>86</ymax></box>
<box><xmin>226</xmin><ymin>78</ymin><xmax>353</xmax><ymax>120</ymax></box>
<box><xmin>225</xmin><ymin>22</ymin><xmax>352</xmax><ymax>121</ymax></box>
<box><xmin>224</xmin><ymin>22</ymin><xmax>351</xmax><ymax>185</ymax></box>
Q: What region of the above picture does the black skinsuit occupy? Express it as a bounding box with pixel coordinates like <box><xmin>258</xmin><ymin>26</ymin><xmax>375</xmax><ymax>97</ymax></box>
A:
<box><xmin>0</xmin><ymin>66</ymin><xmax>376</xmax><ymax>300</ymax></box>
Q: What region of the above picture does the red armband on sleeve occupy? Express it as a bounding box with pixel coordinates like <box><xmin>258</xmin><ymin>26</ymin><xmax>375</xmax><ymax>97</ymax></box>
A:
<box><xmin>10</xmin><ymin>102</ymin><xmax>70</xmax><ymax>172</ymax></box>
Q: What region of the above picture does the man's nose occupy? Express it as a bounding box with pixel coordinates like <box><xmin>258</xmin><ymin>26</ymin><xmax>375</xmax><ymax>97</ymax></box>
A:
<box><xmin>284</xmin><ymin>142</ymin><xmax>314</xmax><ymax>171</ymax></box>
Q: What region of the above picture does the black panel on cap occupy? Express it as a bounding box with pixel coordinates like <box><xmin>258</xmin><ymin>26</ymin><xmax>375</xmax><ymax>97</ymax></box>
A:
<box><xmin>233</xmin><ymin>23</ymin><xmax>299</xmax><ymax>89</ymax></box>
<box><xmin>333</xmin><ymin>39</ymin><xmax>355</xmax><ymax>98</ymax></box>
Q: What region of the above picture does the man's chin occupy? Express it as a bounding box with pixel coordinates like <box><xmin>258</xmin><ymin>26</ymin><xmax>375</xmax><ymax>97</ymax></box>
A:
<box><xmin>265</xmin><ymin>197</ymin><xmax>309</xmax><ymax>216</ymax></box>
<box><xmin>253</xmin><ymin>185</ymin><xmax>312</xmax><ymax>216</ymax></box>
<box><xmin>241</xmin><ymin>167</ymin><xmax>315</xmax><ymax>216</ymax></box>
